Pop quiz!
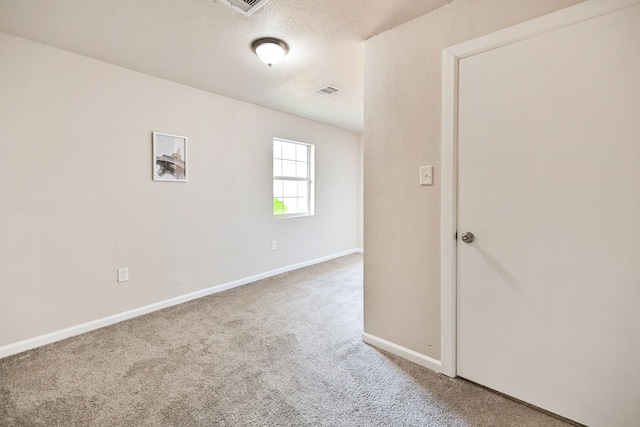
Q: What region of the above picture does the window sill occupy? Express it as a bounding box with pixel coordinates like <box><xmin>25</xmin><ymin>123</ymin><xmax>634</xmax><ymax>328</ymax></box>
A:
<box><xmin>274</xmin><ymin>213</ymin><xmax>313</xmax><ymax>220</ymax></box>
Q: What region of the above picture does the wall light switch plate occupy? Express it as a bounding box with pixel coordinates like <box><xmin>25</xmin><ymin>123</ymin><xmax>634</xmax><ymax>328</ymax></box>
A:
<box><xmin>420</xmin><ymin>166</ymin><xmax>434</xmax><ymax>186</ymax></box>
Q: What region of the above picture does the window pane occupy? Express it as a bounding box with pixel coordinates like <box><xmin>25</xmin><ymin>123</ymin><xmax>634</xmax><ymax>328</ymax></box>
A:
<box><xmin>298</xmin><ymin>181</ymin><xmax>308</xmax><ymax>197</ymax></box>
<box><xmin>273</xmin><ymin>140</ymin><xmax>282</xmax><ymax>159</ymax></box>
<box><xmin>282</xmin><ymin>160</ymin><xmax>296</xmax><ymax>177</ymax></box>
<box><xmin>273</xmin><ymin>180</ymin><xmax>284</xmax><ymax>198</ymax></box>
<box><xmin>283</xmin><ymin>180</ymin><xmax>298</xmax><ymax>197</ymax></box>
<box><xmin>273</xmin><ymin>139</ymin><xmax>313</xmax><ymax>218</ymax></box>
<box><xmin>284</xmin><ymin>198</ymin><xmax>299</xmax><ymax>213</ymax></box>
<box><xmin>296</xmin><ymin>144</ymin><xmax>308</xmax><ymax>161</ymax></box>
<box><xmin>297</xmin><ymin>197</ymin><xmax>308</xmax><ymax>213</ymax></box>
<box><xmin>296</xmin><ymin>161</ymin><xmax>308</xmax><ymax>178</ymax></box>
<box><xmin>274</xmin><ymin>197</ymin><xmax>286</xmax><ymax>215</ymax></box>
<box><xmin>282</xmin><ymin>142</ymin><xmax>296</xmax><ymax>160</ymax></box>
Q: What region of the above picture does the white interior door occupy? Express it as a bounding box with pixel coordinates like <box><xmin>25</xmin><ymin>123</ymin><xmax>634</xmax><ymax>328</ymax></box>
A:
<box><xmin>456</xmin><ymin>4</ymin><xmax>640</xmax><ymax>427</ymax></box>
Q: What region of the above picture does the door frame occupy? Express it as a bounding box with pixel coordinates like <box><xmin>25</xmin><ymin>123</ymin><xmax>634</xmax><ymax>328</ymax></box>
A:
<box><xmin>439</xmin><ymin>0</ymin><xmax>638</xmax><ymax>378</ymax></box>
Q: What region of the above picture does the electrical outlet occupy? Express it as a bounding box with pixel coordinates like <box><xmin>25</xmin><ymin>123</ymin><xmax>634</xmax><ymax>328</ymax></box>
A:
<box><xmin>271</xmin><ymin>241</ymin><xmax>277</xmax><ymax>250</ymax></box>
<box><xmin>117</xmin><ymin>267</ymin><xmax>129</xmax><ymax>283</ymax></box>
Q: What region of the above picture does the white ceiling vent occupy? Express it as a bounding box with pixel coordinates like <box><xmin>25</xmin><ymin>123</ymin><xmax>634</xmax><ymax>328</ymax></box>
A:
<box><xmin>219</xmin><ymin>0</ymin><xmax>271</xmax><ymax>16</ymax></box>
<box><xmin>313</xmin><ymin>85</ymin><xmax>342</xmax><ymax>98</ymax></box>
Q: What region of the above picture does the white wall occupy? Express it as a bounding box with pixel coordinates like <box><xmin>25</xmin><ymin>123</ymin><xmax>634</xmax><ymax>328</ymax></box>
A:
<box><xmin>0</xmin><ymin>32</ymin><xmax>359</xmax><ymax>348</ymax></box>
<box><xmin>363</xmin><ymin>0</ymin><xmax>583</xmax><ymax>361</ymax></box>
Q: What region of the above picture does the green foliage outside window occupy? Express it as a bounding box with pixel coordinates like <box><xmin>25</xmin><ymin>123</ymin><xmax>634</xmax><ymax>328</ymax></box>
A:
<box><xmin>273</xmin><ymin>198</ymin><xmax>288</xmax><ymax>215</ymax></box>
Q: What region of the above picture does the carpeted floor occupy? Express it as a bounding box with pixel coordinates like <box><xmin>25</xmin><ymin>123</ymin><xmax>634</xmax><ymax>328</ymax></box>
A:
<box><xmin>0</xmin><ymin>254</ymin><xmax>574</xmax><ymax>426</ymax></box>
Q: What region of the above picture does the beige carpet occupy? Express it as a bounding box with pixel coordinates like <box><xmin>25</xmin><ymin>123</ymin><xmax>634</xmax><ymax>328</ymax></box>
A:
<box><xmin>1</xmin><ymin>254</ymin><xmax>574</xmax><ymax>426</ymax></box>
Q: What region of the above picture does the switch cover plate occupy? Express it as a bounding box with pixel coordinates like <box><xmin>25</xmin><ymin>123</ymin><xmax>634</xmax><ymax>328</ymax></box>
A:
<box><xmin>420</xmin><ymin>166</ymin><xmax>434</xmax><ymax>186</ymax></box>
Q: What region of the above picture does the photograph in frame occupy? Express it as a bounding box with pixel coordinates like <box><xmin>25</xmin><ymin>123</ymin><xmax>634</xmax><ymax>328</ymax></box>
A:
<box><xmin>153</xmin><ymin>132</ymin><xmax>187</xmax><ymax>182</ymax></box>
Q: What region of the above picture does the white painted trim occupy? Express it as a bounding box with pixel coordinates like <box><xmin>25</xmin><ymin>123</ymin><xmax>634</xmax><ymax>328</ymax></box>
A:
<box><xmin>362</xmin><ymin>333</ymin><xmax>442</xmax><ymax>373</ymax></box>
<box><xmin>440</xmin><ymin>48</ymin><xmax>458</xmax><ymax>379</ymax></box>
<box><xmin>0</xmin><ymin>248</ymin><xmax>362</xmax><ymax>359</ymax></box>
<box><xmin>445</xmin><ymin>0</ymin><xmax>639</xmax><ymax>60</ymax></box>
<box><xmin>439</xmin><ymin>0</ymin><xmax>639</xmax><ymax>380</ymax></box>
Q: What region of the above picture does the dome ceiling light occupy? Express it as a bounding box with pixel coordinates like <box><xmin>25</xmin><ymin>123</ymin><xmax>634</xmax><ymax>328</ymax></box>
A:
<box><xmin>252</xmin><ymin>38</ymin><xmax>289</xmax><ymax>67</ymax></box>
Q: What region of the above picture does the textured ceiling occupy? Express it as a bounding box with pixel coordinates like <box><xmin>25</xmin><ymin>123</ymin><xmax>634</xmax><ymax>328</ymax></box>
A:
<box><xmin>0</xmin><ymin>0</ymin><xmax>454</xmax><ymax>133</ymax></box>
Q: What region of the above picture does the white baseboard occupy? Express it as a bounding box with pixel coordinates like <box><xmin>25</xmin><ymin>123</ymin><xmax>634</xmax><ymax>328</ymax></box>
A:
<box><xmin>0</xmin><ymin>249</ymin><xmax>362</xmax><ymax>359</ymax></box>
<box><xmin>362</xmin><ymin>332</ymin><xmax>442</xmax><ymax>373</ymax></box>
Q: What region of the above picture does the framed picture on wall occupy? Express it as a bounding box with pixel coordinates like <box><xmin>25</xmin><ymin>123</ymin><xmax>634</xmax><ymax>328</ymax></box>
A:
<box><xmin>152</xmin><ymin>132</ymin><xmax>187</xmax><ymax>182</ymax></box>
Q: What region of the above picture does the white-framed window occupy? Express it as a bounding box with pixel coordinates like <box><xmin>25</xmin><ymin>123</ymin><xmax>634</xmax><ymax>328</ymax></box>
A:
<box><xmin>273</xmin><ymin>138</ymin><xmax>314</xmax><ymax>218</ymax></box>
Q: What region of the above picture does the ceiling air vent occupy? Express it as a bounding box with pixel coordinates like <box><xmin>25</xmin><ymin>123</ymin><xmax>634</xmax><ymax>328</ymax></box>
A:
<box><xmin>220</xmin><ymin>0</ymin><xmax>271</xmax><ymax>16</ymax></box>
<box><xmin>313</xmin><ymin>85</ymin><xmax>343</xmax><ymax>98</ymax></box>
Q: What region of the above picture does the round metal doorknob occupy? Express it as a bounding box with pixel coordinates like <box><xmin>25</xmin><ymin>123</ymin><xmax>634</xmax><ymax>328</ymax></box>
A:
<box><xmin>461</xmin><ymin>232</ymin><xmax>475</xmax><ymax>243</ymax></box>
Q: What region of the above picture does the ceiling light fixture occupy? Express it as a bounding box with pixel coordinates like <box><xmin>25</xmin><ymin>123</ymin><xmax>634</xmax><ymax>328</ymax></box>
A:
<box><xmin>252</xmin><ymin>38</ymin><xmax>289</xmax><ymax>67</ymax></box>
